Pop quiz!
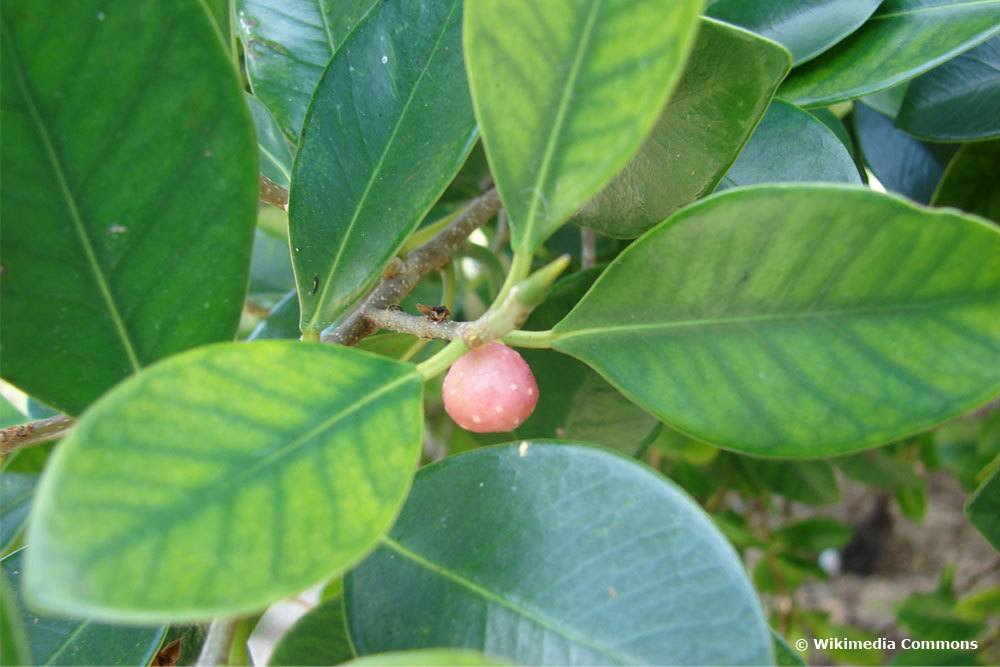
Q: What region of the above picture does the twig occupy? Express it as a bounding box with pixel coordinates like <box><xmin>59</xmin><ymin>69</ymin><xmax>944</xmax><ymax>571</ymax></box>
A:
<box><xmin>259</xmin><ymin>175</ymin><xmax>288</xmax><ymax>211</ymax></box>
<box><xmin>322</xmin><ymin>189</ymin><xmax>501</xmax><ymax>345</ymax></box>
<box><xmin>367</xmin><ymin>309</ymin><xmax>465</xmax><ymax>340</ymax></box>
<box><xmin>196</xmin><ymin>618</ymin><xmax>237</xmax><ymax>667</ymax></box>
<box><xmin>0</xmin><ymin>414</ymin><xmax>74</xmax><ymax>456</ymax></box>
<box><xmin>581</xmin><ymin>227</ymin><xmax>596</xmax><ymax>269</ymax></box>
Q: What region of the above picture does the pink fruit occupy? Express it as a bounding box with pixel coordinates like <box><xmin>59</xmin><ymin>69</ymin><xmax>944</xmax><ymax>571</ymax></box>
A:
<box><xmin>442</xmin><ymin>342</ymin><xmax>539</xmax><ymax>433</ymax></box>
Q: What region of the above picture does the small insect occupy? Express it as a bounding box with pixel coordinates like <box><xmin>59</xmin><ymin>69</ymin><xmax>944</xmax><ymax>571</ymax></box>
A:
<box><xmin>310</xmin><ymin>275</ymin><xmax>319</xmax><ymax>294</ymax></box>
<box><xmin>416</xmin><ymin>303</ymin><xmax>450</xmax><ymax>323</ymax></box>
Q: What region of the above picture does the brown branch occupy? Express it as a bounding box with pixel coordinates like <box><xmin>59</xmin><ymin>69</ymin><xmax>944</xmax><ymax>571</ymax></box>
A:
<box><xmin>259</xmin><ymin>175</ymin><xmax>288</xmax><ymax>211</ymax></box>
<box><xmin>0</xmin><ymin>414</ymin><xmax>74</xmax><ymax>456</ymax></box>
<box><xmin>322</xmin><ymin>188</ymin><xmax>501</xmax><ymax>345</ymax></box>
<box><xmin>366</xmin><ymin>309</ymin><xmax>465</xmax><ymax>341</ymax></box>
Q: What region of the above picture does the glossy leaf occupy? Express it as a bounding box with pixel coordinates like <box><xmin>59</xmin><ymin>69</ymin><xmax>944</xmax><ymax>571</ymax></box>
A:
<box><xmin>236</xmin><ymin>0</ymin><xmax>382</xmax><ymax>139</ymax></box>
<box><xmin>465</xmin><ymin>0</ymin><xmax>703</xmax><ymax>253</ymax></box>
<box><xmin>248</xmin><ymin>93</ymin><xmax>294</xmax><ymax>188</ymax></box>
<box><xmin>718</xmin><ymin>99</ymin><xmax>861</xmax><ymax>190</ymax></box>
<box><xmin>348</xmin><ymin>650</ymin><xmax>511</xmax><ymax>666</ymax></box>
<box><xmin>897</xmin><ymin>34</ymin><xmax>1000</xmax><ymax>142</ymax></box>
<box><xmin>291</xmin><ymin>0</ymin><xmax>476</xmax><ymax>334</ymax></box>
<box><xmin>25</xmin><ymin>342</ymin><xmax>423</xmax><ymax>620</ymax></box>
<box><xmin>705</xmin><ymin>0</ymin><xmax>881</xmax><ymax>64</ymax></box>
<box><xmin>781</xmin><ymin>0</ymin><xmax>1000</xmax><ymax>107</ymax></box>
<box><xmin>2</xmin><ymin>549</ymin><xmax>165</xmax><ymax>666</ymax></box>
<box><xmin>854</xmin><ymin>102</ymin><xmax>956</xmax><ymax>203</ymax></box>
<box><xmin>1</xmin><ymin>573</ymin><xmax>30</xmax><ymax>667</ymax></box>
<box><xmin>573</xmin><ymin>18</ymin><xmax>790</xmax><ymax>238</ymax></box>
<box><xmin>248</xmin><ymin>289</ymin><xmax>301</xmax><ymax>340</ymax></box>
<box><xmin>965</xmin><ymin>466</ymin><xmax>1000</xmax><ymax>551</ymax></box>
<box><xmin>0</xmin><ymin>473</ymin><xmax>37</xmax><ymax>551</ymax></box>
<box><xmin>861</xmin><ymin>82</ymin><xmax>911</xmax><ymax>118</ymax></box>
<box><xmin>0</xmin><ymin>0</ymin><xmax>258</xmax><ymax>416</ymax></box>
<box><xmin>552</xmin><ymin>185</ymin><xmax>1000</xmax><ymax>457</ymax></box>
<box><xmin>933</xmin><ymin>140</ymin><xmax>1000</xmax><ymax>222</ymax></box>
<box><xmin>346</xmin><ymin>443</ymin><xmax>772</xmax><ymax>665</ymax></box>
<box><xmin>269</xmin><ymin>595</ymin><xmax>354</xmax><ymax>666</ymax></box>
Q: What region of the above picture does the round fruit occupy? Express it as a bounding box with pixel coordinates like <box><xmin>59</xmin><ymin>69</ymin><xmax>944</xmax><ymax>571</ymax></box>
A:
<box><xmin>442</xmin><ymin>342</ymin><xmax>539</xmax><ymax>433</ymax></box>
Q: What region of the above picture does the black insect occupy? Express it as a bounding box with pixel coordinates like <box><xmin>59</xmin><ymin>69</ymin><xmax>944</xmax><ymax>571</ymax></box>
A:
<box><xmin>416</xmin><ymin>303</ymin><xmax>450</xmax><ymax>323</ymax></box>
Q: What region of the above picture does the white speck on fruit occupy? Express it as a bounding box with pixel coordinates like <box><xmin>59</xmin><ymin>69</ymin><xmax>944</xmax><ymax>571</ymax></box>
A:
<box><xmin>472</xmin><ymin>415</ymin><xmax>482</xmax><ymax>424</ymax></box>
<box><xmin>518</xmin><ymin>441</ymin><xmax>530</xmax><ymax>457</ymax></box>
<box><xmin>495</xmin><ymin>405</ymin><xmax>503</xmax><ymax>413</ymax></box>
<box><xmin>527</xmin><ymin>387</ymin><xmax>534</xmax><ymax>396</ymax></box>
<box><xmin>510</xmin><ymin>383</ymin><xmax>518</xmax><ymax>391</ymax></box>
<box><xmin>448</xmin><ymin>389</ymin><xmax>456</xmax><ymax>396</ymax></box>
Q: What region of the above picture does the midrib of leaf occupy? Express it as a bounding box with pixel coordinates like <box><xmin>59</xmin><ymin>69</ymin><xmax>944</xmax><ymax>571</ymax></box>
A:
<box><xmin>519</xmin><ymin>0</ymin><xmax>602</xmax><ymax>252</ymax></box>
<box><xmin>306</xmin><ymin>0</ymin><xmax>458</xmax><ymax>331</ymax></box>
<box><xmin>1</xmin><ymin>23</ymin><xmax>141</xmax><ymax>373</ymax></box>
<box><xmin>555</xmin><ymin>291</ymin><xmax>1000</xmax><ymax>342</ymax></box>
<box><xmin>378</xmin><ymin>536</ymin><xmax>640</xmax><ymax>665</ymax></box>
<box><xmin>874</xmin><ymin>0</ymin><xmax>1000</xmax><ymax>20</ymax></box>
<box><xmin>42</xmin><ymin>620</ymin><xmax>91</xmax><ymax>665</ymax></box>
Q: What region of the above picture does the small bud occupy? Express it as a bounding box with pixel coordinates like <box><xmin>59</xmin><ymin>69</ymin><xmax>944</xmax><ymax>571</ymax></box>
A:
<box><xmin>442</xmin><ymin>342</ymin><xmax>539</xmax><ymax>433</ymax></box>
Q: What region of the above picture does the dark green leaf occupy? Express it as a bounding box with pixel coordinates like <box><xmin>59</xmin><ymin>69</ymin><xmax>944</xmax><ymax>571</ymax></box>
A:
<box><xmin>236</xmin><ymin>0</ymin><xmax>382</xmax><ymax>139</ymax></box>
<box><xmin>348</xmin><ymin>650</ymin><xmax>512</xmax><ymax>666</ymax></box>
<box><xmin>573</xmin><ymin>17</ymin><xmax>790</xmax><ymax>238</ymax></box>
<box><xmin>247</xmin><ymin>93</ymin><xmax>294</xmax><ymax>188</ymax></box>
<box><xmin>248</xmin><ymin>290</ymin><xmax>300</xmax><ymax>341</ymax></box>
<box><xmin>718</xmin><ymin>99</ymin><xmax>861</xmax><ymax>190</ymax></box>
<box><xmin>895</xmin><ymin>589</ymin><xmax>985</xmax><ymax>641</ymax></box>
<box><xmin>734</xmin><ymin>457</ymin><xmax>841</xmax><ymax>505</ymax></box>
<box><xmin>291</xmin><ymin>0</ymin><xmax>476</xmax><ymax>334</ymax></box>
<box><xmin>933</xmin><ymin>140</ymin><xmax>1000</xmax><ymax>223</ymax></box>
<box><xmin>2</xmin><ymin>549</ymin><xmax>165</xmax><ymax>666</ymax></box>
<box><xmin>835</xmin><ymin>450</ymin><xmax>922</xmax><ymax>490</ymax></box>
<box><xmin>346</xmin><ymin>443</ymin><xmax>773</xmax><ymax>665</ymax></box>
<box><xmin>705</xmin><ymin>0</ymin><xmax>881</xmax><ymax>64</ymax></box>
<box><xmin>897</xmin><ymin>35</ymin><xmax>1000</xmax><ymax>142</ymax></box>
<box><xmin>890</xmin><ymin>648</ymin><xmax>980</xmax><ymax>666</ymax></box>
<box><xmin>26</xmin><ymin>342</ymin><xmax>423</xmax><ymax>620</ymax></box>
<box><xmin>861</xmin><ymin>82</ymin><xmax>911</xmax><ymax>118</ymax></box>
<box><xmin>855</xmin><ymin>102</ymin><xmax>957</xmax><ymax>203</ymax></box>
<box><xmin>896</xmin><ymin>483</ymin><xmax>927</xmax><ymax>520</ymax></box>
<box><xmin>965</xmin><ymin>466</ymin><xmax>1000</xmax><ymax>551</ymax></box>
<box><xmin>771</xmin><ymin>628</ymin><xmax>806</xmax><ymax>666</ymax></box>
<box><xmin>465</xmin><ymin>0</ymin><xmax>703</xmax><ymax>253</ymax></box>
<box><xmin>1</xmin><ymin>572</ymin><xmax>30</xmax><ymax>667</ymax></box>
<box><xmin>268</xmin><ymin>595</ymin><xmax>354</xmax><ymax>666</ymax></box>
<box><xmin>249</xmin><ymin>229</ymin><xmax>295</xmax><ymax>303</ymax></box>
<box><xmin>552</xmin><ymin>185</ymin><xmax>1000</xmax><ymax>457</ymax></box>
<box><xmin>0</xmin><ymin>473</ymin><xmax>37</xmax><ymax>551</ymax></box>
<box><xmin>781</xmin><ymin>0</ymin><xmax>1000</xmax><ymax>107</ymax></box>
<box><xmin>0</xmin><ymin>0</ymin><xmax>257</xmax><ymax>416</ymax></box>
<box><xmin>773</xmin><ymin>518</ymin><xmax>854</xmax><ymax>553</ymax></box>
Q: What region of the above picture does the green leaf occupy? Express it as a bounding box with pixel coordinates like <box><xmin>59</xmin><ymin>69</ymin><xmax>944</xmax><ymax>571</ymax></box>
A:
<box><xmin>236</xmin><ymin>0</ymin><xmax>382</xmax><ymax>140</ymax></box>
<box><xmin>25</xmin><ymin>341</ymin><xmax>423</xmax><ymax>621</ymax></box>
<box><xmin>854</xmin><ymin>102</ymin><xmax>957</xmax><ymax>204</ymax></box>
<box><xmin>705</xmin><ymin>0</ymin><xmax>881</xmax><ymax>64</ymax></box>
<box><xmin>0</xmin><ymin>0</ymin><xmax>258</xmax><ymax>416</ymax></box>
<box><xmin>290</xmin><ymin>0</ymin><xmax>476</xmax><ymax>334</ymax></box>
<box><xmin>862</xmin><ymin>82</ymin><xmax>911</xmax><ymax>119</ymax></box>
<box><xmin>269</xmin><ymin>595</ymin><xmax>354</xmax><ymax>666</ymax></box>
<box><xmin>2</xmin><ymin>549</ymin><xmax>165</xmax><ymax>666</ymax></box>
<box><xmin>552</xmin><ymin>185</ymin><xmax>1000</xmax><ymax>457</ymax></box>
<box><xmin>1</xmin><ymin>572</ymin><xmax>30</xmax><ymax>667</ymax></box>
<box><xmin>736</xmin><ymin>458</ymin><xmax>841</xmax><ymax>505</ymax></box>
<box><xmin>771</xmin><ymin>628</ymin><xmax>806</xmax><ymax>666</ymax></box>
<box><xmin>247</xmin><ymin>93</ymin><xmax>294</xmax><ymax>188</ymax></box>
<box><xmin>718</xmin><ymin>99</ymin><xmax>861</xmax><ymax>190</ymax></box>
<box><xmin>895</xmin><ymin>585</ymin><xmax>985</xmax><ymax>641</ymax></box>
<box><xmin>0</xmin><ymin>473</ymin><xmax>37</xmax><ymax>551</ymax></box>
<box><xmin>835</xmin><ymin>449</ymin><xmax>922</xmax><ymax>490</ymax></box>
<box><xmin>572</xmin><ymin>17</ymin><xmax>790</xmax><ymax>238</ymax></box>
<box><xmin>890</xmin><ymin>648</ymin><xmax>980</xmax><ymax>666</ymax></box>
<box><xmin>248</xmin><ymin>289</ymin><xmax>301</xmax><ymax>341</ymax></box>
<box><xmin>465</xmin><ymin>0</ymin><xmax>703</xmax><ymax>253</ymax></box>
<box><xmin>965</xmin><ymin>466</ymin><xmax>1000</xmax><ymax>551</ymax></box>
<box><xmin>773</xmin><ymin>518</ymin><xmax>854</xmax><ymax>553</ymax></box>
<box><xmin>780</xmin><ymin>0</ymin><xmax>1000</xmax><ymax>108</ymax></box>
<box><xmin>347</xmin><ymin>650</ymin><xmax>512</xmax><ymax>666</ymax></box>
<box><xmin>346</xmin><ymin>443</ymin><xmax>773</xmax><ymax>665</ymax></box>
<box><xmin>897</xmin><ymin>35</ymin><xmax>1000</xmax><ymax>142</ymax></box>
<box><xmin>933</xmin><ymin>140</ymin><xmax>1000</xmax><ymax>223</ymax></box>
<box><xmin>249</xmin><ymin>229</ymin><xmax>295</xmax><ymax>303</ymax></box>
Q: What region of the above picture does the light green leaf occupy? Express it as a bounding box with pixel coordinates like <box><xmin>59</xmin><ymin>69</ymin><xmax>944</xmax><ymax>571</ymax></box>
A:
<box><xmin>1</xmin><ymin>572</ymin><xmax>30</xmax><ymax>667</ymax></box>
<box><xmin>965</xmin><ymin>466</ymin><xmax>1000</xmax><ymax>551</ymax></box>
<box><xmin>781</xmin><ymin>0</ymin><xmax>1000</xmax><ymax>107</ymax></box>
<box><xmin>933</xmin><ymin>140</ymin><xmax>1000</xmax><ymax>223</ymax></box>
<box><xmin>718</xmin><ymin>99</ymin><xmax>861</xmax><ymax>190</ymax></box>
<box><xmin>269</xmin><ymin>594</ymin><xmax>354</xmax><ymax>666</ymax></box>
<box><xmin>705</xmin><ymin>0</ymin><xmax>881</xmax><ymax>64</ymax></box>
<box><xmin>0</xmin><ymin>473</ymin><xmax>37</xmax><ymax>551</ymax></box>
<box><xmin>25</xmin><ymin>341</ymin><xmax>423</xmax><ymax>620</ymax></box>
<box><xmin>247</xmin><ymin>93</ymin><xmax>294</xmax><ymax>188</ymax></box>
<box><xmin>0</xmin><ymin>0</ymin><xmax>258</xmax><ymax>416</ymax></box>
<box><xmin>897</xmin><ymin>34</ymin><xmax>1000</xmax><ymax>142</ymax></box>
<box><xmin>552</xmin><ymin>185</ymin><xmax>1000</xmax><ymax>457</ymax></box>
<box><xmin>347</xmin><ymin>650</ymin><xmax>512</xmax><ymax>666</ymax></box>
<box><xmin>291</xmin><ymin>0</ymin><xmax>476</xmax><ymax>334</ymax></box>
<box><xmin>573</xmin><ymin>17</ymin><xmax>790</xmax><ymax>238</ymax></box>
<box><xmin>346</xmin><ymin>443</ymin><xmax>773</xmax><ymax>666</ymax></box>
<box><xmin>854</xmin><ymin>102</ymin><xmax>956</xmax><ymax>204</ymax></box>
<box><xmin>3</xmin><ymin>549</ymin><xmax>165</xmax><ymax>666</ymax></box>
<box><xmin>465</xmin><ymin>0</ymin><xmax>703</xmax><ymax>253</ymax></box>
<box><xmin>236</xmin><ymin>0</ymin><xmax>382</xmax><ymax>140</ymax></box>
